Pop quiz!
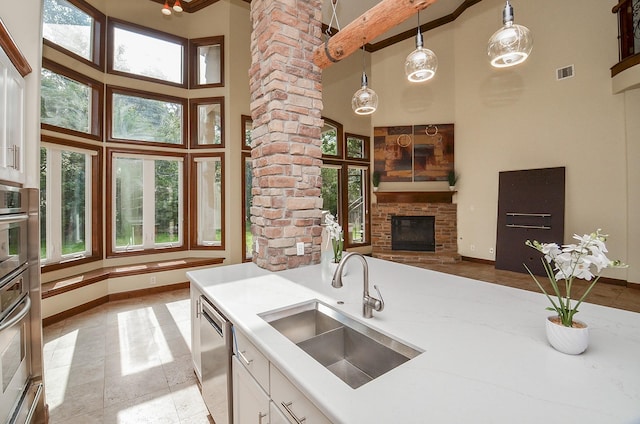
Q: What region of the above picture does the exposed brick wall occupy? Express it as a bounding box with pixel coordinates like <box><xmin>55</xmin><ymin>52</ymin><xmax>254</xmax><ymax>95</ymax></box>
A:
<box><xmin>372</xmin><ymin>202</ymin><xmax>460</xmax><ymax>264</ymax></box>
<box><xmin>249</xmin><ymin>0</ymin><xmax>324</xmax><ymax>271</ymax></box>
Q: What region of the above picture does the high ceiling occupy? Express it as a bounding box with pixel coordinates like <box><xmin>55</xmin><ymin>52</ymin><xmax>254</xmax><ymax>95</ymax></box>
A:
<box><xmin>153</xmin><ymin>0</ymin><xmax>482</xmax><ymax>51</ymax></box>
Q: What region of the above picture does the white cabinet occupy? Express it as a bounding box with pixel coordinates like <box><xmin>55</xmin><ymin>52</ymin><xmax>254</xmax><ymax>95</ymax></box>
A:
<box><xmin>231</xmin><ymin>327</ymin><xmax>332</xmax><ymax>424</ymax></box>
<box><xmin>232</xmin><ymin>356</ymin><xmax>269</xmax><ymax>424</ymax></box>
<box><xmin>190</xmin><ymin>285</ymin><xmax>203</xmax><ymax>382</ymax></box>
<box><xmin>0</xmin><ymin>45</ymin><xmax>25</xmax><ymax>184</ymax></box>
<box><xmin>270</xmin><ymin>364</ymin><xmax>331</xmax><ymax>424</ymax></box>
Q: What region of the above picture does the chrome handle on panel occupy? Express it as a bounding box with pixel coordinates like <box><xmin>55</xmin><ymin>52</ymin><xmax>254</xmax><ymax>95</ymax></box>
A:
<box><xmin>281</xmin><ymin>401</ymin><xmax>306</xmax><ymax>424</ymax></box>
<box><xmin>14</xmin><ymin>145</ymin><xmax>20</xmax><ymax>171</ymax></box>
<box><xmin>0</xmin><ymin>296</ymin><xmax>31</xmax><ymax>332</ymax></box>
<box><xmin>195</xmin><ymin>297</ymin><xmax>201</xmax><ymax>319</ymax></box>
<box><xmin>238</xmin><ymin>350</ymin><xmax>253</xmax><ymax>366</ymax></box>
<box><xmin>258</xmin><ymin>411</ymin><xmax>267</xmax><ymax>424</ymax></box>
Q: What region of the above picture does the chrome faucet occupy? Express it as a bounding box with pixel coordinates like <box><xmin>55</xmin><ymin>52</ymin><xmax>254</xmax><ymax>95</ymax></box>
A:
<box><xmin>331</xmin><ymin>252</ymin><xmax>384</xmax><ymax>318</ymax></box>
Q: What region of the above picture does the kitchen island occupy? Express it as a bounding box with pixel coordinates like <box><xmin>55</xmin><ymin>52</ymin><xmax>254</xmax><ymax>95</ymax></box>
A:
<box><xmin>187</xmin><ymin>257</ymin><xmax>640</xmax><ymax>424</ymax></box>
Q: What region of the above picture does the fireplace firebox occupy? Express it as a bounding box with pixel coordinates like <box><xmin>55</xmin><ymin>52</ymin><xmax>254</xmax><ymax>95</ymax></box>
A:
<box><xmin>391</xmin><ymin>216</ymin><xmax>435</xmax><ymax>252</ymax></box>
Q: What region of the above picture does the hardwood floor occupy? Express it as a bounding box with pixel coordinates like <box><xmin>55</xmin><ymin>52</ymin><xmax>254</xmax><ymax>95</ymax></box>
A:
<box><xmin>416</xmin><ymin>260</ymin><xmax>640</xmax><ymax>313</ymax></box>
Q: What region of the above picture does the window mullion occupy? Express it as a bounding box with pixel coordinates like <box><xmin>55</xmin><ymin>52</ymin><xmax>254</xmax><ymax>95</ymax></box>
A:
<box><xmin>142</xmin><ymin>159</ymin><xmax>155</xmax><ymax>248</ymax></box>
<box><xmin>49</xmin><ymin>150</ymin><xmax>63</xmax><ymax>262</ymax></box>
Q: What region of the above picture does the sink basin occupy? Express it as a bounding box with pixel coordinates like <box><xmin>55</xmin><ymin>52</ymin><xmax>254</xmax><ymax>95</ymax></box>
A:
<box><xmin>260</xmin><ymin>301</ymin><xmax>423</xmax><ymax>389</ymax></box>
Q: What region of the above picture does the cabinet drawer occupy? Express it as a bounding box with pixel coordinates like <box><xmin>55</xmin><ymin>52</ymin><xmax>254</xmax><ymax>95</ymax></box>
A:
<box><xmin>270</xmin><ymin>364</ymin><xmax>331</xmax><ymax>424</ymax></box>
<box><xmin>234</xmin><ymin>328</ymin><xmax>270</xmax><ymax>393</ymax></box>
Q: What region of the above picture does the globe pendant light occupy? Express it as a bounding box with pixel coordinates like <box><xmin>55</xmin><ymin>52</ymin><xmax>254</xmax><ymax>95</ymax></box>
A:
<box><xmin>405</xmin><ymin>11</ymin><xmax>437</xmax><ymax>83</ymax></box>
<box><xmin>352</xmin><ymin>46</ymin><xmax>378</xmax><ymax>115</ymax></box>
<box><xmin>487</xmin><ymin>1</ymin><xmax>533</xmax><ymax>68</ymax></box>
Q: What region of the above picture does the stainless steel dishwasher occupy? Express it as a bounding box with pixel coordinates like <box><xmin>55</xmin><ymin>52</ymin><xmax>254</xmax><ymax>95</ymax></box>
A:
<box><xmin>200</xmin><ymin>296</ymin><xmax>233</xmax><ymax>424</ymax></box>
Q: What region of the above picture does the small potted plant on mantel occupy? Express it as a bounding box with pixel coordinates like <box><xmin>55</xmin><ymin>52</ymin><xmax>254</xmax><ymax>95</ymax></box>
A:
<box><xmin>372</xmin><ymin>171</ymin><xmax>381</xmax><ymax>192</ymax></box>
<box><xmin>447</xmin><ymin>170</ymin><xmax>458</xmax><ymax>191</ymax></box>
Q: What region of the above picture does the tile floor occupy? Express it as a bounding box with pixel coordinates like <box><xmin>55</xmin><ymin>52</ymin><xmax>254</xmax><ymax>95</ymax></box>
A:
<box><xmin>42</xmin><ymin>261</ymin><xmax>640</xmax><ymax>423</ymax></box>
<box><xmin>43</xmin><ymin>289</ymin><xmax>212</xmax><ymax>424</ymax></box>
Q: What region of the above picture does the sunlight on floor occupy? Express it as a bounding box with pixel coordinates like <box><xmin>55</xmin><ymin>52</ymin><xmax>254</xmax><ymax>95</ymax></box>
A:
<box><xmin>43</xmin><ymin>289</ymin><xmax>210</xmax><ymax>423</ymax></box>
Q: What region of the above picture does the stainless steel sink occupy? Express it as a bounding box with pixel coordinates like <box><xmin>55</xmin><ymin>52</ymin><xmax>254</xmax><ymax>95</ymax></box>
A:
<box><xmin>260</xmin><ymin>301</ymin><xmax>423</xmax><ymax>389</ymax></box>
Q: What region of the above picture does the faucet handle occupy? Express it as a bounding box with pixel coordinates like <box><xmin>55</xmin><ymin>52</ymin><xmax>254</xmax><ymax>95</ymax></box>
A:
<box><xmin>372</xmin><ymin>284</ymin><xmax>385</xmax><ymax>312</ymax></box>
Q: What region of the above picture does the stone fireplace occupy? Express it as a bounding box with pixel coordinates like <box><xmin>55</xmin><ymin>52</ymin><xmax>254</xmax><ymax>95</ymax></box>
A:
<box><xmin>372</xmin><ymin>191</ymin><xmax>460</xmax><ymax>265</ymax></box>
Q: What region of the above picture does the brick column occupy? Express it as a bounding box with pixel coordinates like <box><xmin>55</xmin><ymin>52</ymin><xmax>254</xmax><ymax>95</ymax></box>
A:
<box><xmin>249</xmin><ymin>0</ymin><xmax>324</xmax><ymax>271</ymax></box>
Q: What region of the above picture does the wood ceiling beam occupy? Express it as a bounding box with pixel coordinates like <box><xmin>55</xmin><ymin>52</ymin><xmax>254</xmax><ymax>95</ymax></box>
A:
<box><xmin>313</xmin><ymin>0</ymin><xmax>437</xmax><ymax>69</ymax></box>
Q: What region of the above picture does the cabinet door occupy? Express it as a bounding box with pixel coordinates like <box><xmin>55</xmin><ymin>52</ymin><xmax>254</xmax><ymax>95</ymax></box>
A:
<box><xmin>269</xmin><ymin>401</ymin><xmax>290</xmax><ymax>424</ymax></box>
<box><xmin>0</xmin><ymin>46</ymin><xmax>25</xmax><ymax>183</ymax></box>
<box><xmin>190</xmin><ymin>285</ymin><xmax>202</xmax><ymax>382</ymax></box>
<box><xmin>270</xmin><ymin>364</ymin><xmax>331</xmax><ymax>424</ymax></box>
<box><xmin>233</xmin><ymin>356</ymin><xmax>270</xmax><ymax>424</ymax></box>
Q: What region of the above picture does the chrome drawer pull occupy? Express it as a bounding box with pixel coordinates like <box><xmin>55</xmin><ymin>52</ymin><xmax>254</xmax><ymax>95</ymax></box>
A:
<box><xmin>238</xmin><ymin>350</ymin><xmax>253</xmax><ymax>366</ymax></box>
<box><xmin>281</xmin><ymin>401</ymin><xmax>306</xmax><ymax>423</ymax></box>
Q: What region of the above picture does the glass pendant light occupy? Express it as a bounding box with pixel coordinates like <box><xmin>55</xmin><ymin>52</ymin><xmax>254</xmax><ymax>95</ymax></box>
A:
<box><xmin>352</xmin><ymin>46</ymin><xmax>378</xmax><ymax>115</ymax></box>
<box><xmin>405</xmin><ymin>11</ymin><xmax>437</xmax><ymax>83</ymax></box>
<box><xmin>487</xmin><ymin>1</ymin><xmax>533</xmax><ymax>68</ymax></box>
<box><xmin>173</xmin><ymin>0</ymin><xmax>183</xmax><ymax>12</ymax></box>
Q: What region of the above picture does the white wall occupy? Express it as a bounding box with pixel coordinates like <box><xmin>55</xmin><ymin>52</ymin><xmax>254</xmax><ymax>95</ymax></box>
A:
<box><xmin>369</xmin><ymin>0</ymin><xmax>636</xmax><ymax>282</ymax></box>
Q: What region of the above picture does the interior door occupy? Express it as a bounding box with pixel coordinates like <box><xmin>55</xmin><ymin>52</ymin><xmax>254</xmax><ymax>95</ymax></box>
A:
<box><xmin>495</xmin><ymin>167</ymin><xmax>565</xmax><ymax>275</ymax></box>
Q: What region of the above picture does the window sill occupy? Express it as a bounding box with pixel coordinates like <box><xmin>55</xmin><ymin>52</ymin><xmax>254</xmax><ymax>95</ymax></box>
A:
<box><xmin>41</xmin><ymin>256</ymin><xmax>223</xmax><ymax>299</ymax></box>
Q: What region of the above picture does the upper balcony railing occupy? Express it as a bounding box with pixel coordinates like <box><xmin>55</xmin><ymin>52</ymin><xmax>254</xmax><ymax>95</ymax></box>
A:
<box><xmin>612</xmin><ymin>0</ymin><xmax>640</xmax><ymax>76</ymax></box>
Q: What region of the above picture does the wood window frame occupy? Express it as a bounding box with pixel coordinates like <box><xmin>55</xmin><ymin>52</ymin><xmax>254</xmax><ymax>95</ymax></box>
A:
<box><xmin>321</xmin><ymin>116</ymin><xmax>344</xmax><ymax>158</ymax></box>
<box><xmin>106</xmin><ymin>85</ymin><xmax>188</xmax><ymax>148</ymax></box>
<box><xmin>345</xmin><ymin>132</ymin><xmax>370</xmax><ymax>162</ymax></box>
<box><xmin>189</xmin><ymin>152</ymin><xmax>226</xmax><ymax>250</ymax></box>
<box><xmin>40</xmin><ymin>135</ymin><xmax>103</xmax><ymax>273</ymax></box>
<box><xmin>41</xmin><ymin>58</ymin><xmax>104</xmax><ymax>141</ymax></box>
<box><xmin>107</xmin><ymin>17</ymin><xmax>188</xmax><ymax>88</ymax></box>
<box><xmin>189</xmin><ymin>97</ymin><xmax>225</xmax><ymax>149</ymax></box>
<box><xmin>188</xmin><ymin>35</ymin><xmax>225</xmax><ymax>89</ymax></box>
<box><xmin>241</xmin><ymin>114</ymin><xmax>252</xmax><ymax>151</ymax></box>
<box><xmin>42</xmin><ymin>0</ymin><xmax>106</xmax><ymax>71</ymax></box>
<box><xmin>105</xmin><ymin>147</ymin><xmax>188</xmax><ymax>258</ymax></box>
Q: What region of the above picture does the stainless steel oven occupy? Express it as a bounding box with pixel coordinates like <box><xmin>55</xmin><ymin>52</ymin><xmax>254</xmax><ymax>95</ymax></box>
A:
<box><xmin>0</xmin><ymin>185</ymin><xmax>43</xmax><ymax>424</ymax></box>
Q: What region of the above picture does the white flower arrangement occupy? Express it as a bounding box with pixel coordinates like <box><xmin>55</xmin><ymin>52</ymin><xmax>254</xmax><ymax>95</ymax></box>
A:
<box><xmin>525</xmin><ymin>229</ymin><xmax>627</xmax><ymax>327</ymax></box>
<box><xmin>324</xmin><ymin>213</ymin><xmax>343</xmax><ymax>263</ymax></box>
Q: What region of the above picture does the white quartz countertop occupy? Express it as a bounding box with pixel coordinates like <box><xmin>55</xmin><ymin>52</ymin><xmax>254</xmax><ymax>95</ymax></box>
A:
<box><xmin>187</xmin><ymin>258</ymin><xmax>640</xmax><ymax>424</ymax></box>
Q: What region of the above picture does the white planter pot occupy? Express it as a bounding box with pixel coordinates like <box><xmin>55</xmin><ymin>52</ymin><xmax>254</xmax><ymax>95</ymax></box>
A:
<box><xmin>545</xmin><ymin>316</ymin><xmax>589</xmax><ymax>355</ymax></box>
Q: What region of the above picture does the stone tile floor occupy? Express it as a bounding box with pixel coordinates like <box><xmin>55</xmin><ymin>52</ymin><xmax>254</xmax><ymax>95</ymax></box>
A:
<box><xmin>42</xmin><ymin>261</ymin><xmax>640</xmax><ymax>423</ymax></box>
<box><xmin>43</xmin><ymin>288</ymin><xmax>212</xmax><ymax>424</ymax></box>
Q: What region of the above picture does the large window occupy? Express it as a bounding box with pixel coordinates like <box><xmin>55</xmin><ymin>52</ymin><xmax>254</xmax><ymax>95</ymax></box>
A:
<box><xmin>321</xmin><ymin>119</ymin><xmax>370</xmax><ymax>248</ymax></box>
<box><xmin>108</xmin><ymin>18</ymin><xmax>187</xmax><ymax>87</ymax></box>
<box><xmin>107</xmin><ymin>150</ymin><xmax>186</xmax><ymax>255</ymax></box>
<box><xmin>40</xmin><ymin>138</ymin><xmax>101</xmax><ymax>267</ymax></box>
<box><xmin>42</xmin><ymin>0</ymin><xmax>105</xmax><ymax>69</ymax></box>
<box><xmin>40</xmin><ymin>59</ymin><xmax>103</xmax><ymax>140</ymax></box>
<box><xmin>190</xmin><ymin>154</ymin><xmax>224</xmax><ymax>249</ymax></box>
<box><xmin>107</xmin><ymin>86</ymin><xmax>186</xmax><ymax>146</ymax></box>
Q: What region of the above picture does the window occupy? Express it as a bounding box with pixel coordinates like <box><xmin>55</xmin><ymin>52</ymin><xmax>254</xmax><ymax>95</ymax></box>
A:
<box><xmin>108</xmin><ymin>18</ymin><xmax>187</xmax><ymax>87</ymax></box>
<box><xmin>107</xmin><ymin>150</ymin><xmax>186</xmax><ymax>255</ymax></box>
<box><xmin>40</xmin><ymin>138</ymin><xmax>101</xmax><ymax>267</ymax></box>
<box><xmin>189</xmin><ymin>97</ymin><xmax>225</xmax><ymax>148</ymax></box>
<box><xmin>321</xmin><ymin>118</ymin><xmax>343</xmax><ymax>157</ymax></box>
<box><xmin>41</xmin><ymin>59</ymin><xmax>103</xmax><ymax>140</ymax></box>
<box><xmin>107</xmin><ymin>86</ymin><xmax>186</xmax><ymax>146</ymax></box>
<box><xmin>321</xmin><ymin>118</ymin><xmax>370</xmax><ymax>248</ymax></box>
<box><xmin>189</xmin><ymin>36</ymin><xmax>224</xmax><ymax>88</ymax></box>
<box><xmin>42</xmin><ymin>0</ymin><xmax>105</xmax><ymax>69</ymax></box>
<box><xmin>190</xmin><ymin>154</ymin><xmax>224</xmax><ymax>250</ymax></box>
<box><xmin>241</xmin><ymin>115</ymin><xmax>253</xmax><ymax>261</ymax></box>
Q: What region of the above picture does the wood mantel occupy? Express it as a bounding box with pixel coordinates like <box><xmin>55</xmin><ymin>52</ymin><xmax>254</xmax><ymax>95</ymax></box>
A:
<box><xmin>375</xmin><ymin>191</ymin><xmax>455</xmax><ymax>204</ymax></box>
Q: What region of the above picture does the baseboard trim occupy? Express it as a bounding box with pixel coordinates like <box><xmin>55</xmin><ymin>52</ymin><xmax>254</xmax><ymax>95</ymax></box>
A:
<box><xmin>43</xmin><ymin>281</ymin><xmax>190</xmax><ymax>327</ymax></box>
<box><xmin>460</xmin><ymin>256</ymin><xmax>495</xmax><ymax>266</ymax></box>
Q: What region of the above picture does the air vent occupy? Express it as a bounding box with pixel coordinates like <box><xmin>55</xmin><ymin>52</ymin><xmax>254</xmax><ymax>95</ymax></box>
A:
<box><xmin>556</xmin><ymin>65</ymin><xmax>574</xmax><ymax>80</ymax></box>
